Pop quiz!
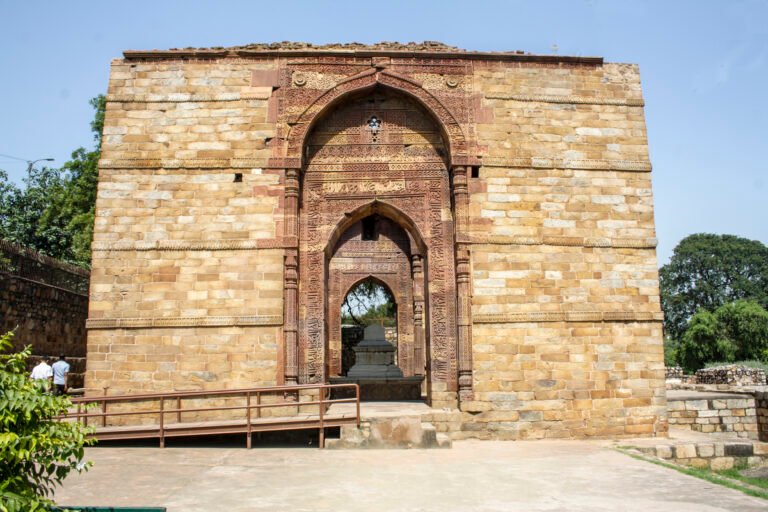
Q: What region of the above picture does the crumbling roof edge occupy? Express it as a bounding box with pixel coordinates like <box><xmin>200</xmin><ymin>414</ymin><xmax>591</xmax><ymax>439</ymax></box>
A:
<box><xmin>121</xmin><ymin>48</ymin><xmax>603</xmax><ymax>66</ymax></box>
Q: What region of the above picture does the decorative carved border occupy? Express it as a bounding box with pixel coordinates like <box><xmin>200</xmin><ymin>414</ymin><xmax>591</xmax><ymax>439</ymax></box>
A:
<box><xmin>107</xmin><ymin>91</ymin><xmax>272</xmax><ymax>103</ymax></box>
<box><xmin>99</xmin><ymin>158</ymin><xmax>268</xmax><ymax>169</ymax></box>
<box><xmin>473</xmin><ymin>311</ymin><xmax>663</xmax><ymax>324</ymax></box>
<box><xmin>485</xmin><ymin>93</ymin><xmax>644</xmax><ymax>107</ymax></box>
<box><xmin>480</xmin><ymin>157</ymin><xmax>652</xmax><ymax>172</ymax></box>
<box><xmin>87</xmin><ymin>315</ymin><xmax>283</xmax><ymax>330</ymax></box>
<box><xmin>469</xmin><ymin>235</ymin><xmax>657</xmax><ymax>249</ymax></box>
<box><xmin>91</xmin><ymin>239</ymin><xmax>286</xmax><ymax>252</ymax></box>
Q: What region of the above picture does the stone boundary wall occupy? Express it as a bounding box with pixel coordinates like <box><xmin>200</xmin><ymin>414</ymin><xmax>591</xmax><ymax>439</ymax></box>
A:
<box><xmin>667</xmin><ymin>394</ymin><xmax>759</xmax><ymax>440</ymax></box>
<box><xmin>665</xmin><ymin>366</ymin><xmax>684</xmax><ymax>380</ymax></box>
<box><xmin>634</xmin><ymin>439</ymin><xmax>768</xmax><ymax>470</ymax></box>
<box><xmin>757</xmin><ymin>391</ymin><xmax>768</xmax><ymax>443</ymax></box>
<box><xmin>0</xmin><ymin>241</ymin><xmax>89</xmax><ymax>387</ymax></box>
<box><xmin>695</xmin><ymin>365</ymin><xmax>767</xmax><ymax>386</ymax></box>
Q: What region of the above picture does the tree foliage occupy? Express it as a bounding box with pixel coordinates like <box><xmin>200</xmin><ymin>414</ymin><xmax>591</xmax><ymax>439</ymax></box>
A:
<box><xmin>677</xmin><ymin>300</ymin><xmax>768</xmax><ymax>372</ymax></box>
<box><xmin>0</xmin><ymin>95</ymin><xmax>104</xmax><ymax>267</ymax></box>
<box><xmin>660</xmin><ymin>234</ymin><xmax>768</xmax><ymax>340</ymax></box>
<box><xmin>0</xmin><ymin>331</ymin><xmax>93</xmax><ymax>511</ymax></box>
<box><xmin>341</xmin><ymin>279</ymin><xmax>397</xmax><ymax>327</ymax></box>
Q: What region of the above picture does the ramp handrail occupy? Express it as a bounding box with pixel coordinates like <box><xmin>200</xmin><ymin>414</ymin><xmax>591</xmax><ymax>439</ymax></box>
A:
<box><xmin>60</xmin><ymin>383</ymin><xmax>360</xmax><ymax>448</ymax></box>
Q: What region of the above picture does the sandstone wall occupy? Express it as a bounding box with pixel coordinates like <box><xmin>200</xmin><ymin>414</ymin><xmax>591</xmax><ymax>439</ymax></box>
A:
<box><xmin>0</xmin><ymin>241</ymin><xmax>89</xmax><ymax>386</ymax></box>
<box><xmin>89</xmin><ymin>46</ymin><xmax>665</xmax><ymax>438</ymax></box>
<box><xmin>463</xmin><ymin>62</ymin><xmax>665</xmax><ymax>438</ymax></box>
<box><xmin>668</xmin><ymin>395</ymin><xmax>759</xmax><ymax>440</ymax></box>
<box><xmin>86</xmin><ymin>59</ymin><xmax>284</xmax><ymax>395</ymax></box>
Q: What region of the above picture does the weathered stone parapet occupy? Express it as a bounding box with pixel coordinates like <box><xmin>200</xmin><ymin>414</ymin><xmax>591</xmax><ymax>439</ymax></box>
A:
<box><xmin>695</xmin><ymin>365</ymin><xmax>767</xmax><ymax>386</ymax></box>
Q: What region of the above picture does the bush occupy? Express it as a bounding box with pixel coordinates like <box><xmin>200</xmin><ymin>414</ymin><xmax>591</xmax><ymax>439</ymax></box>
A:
<box><xmin>678</xmin><ymin>300</ymin><xmax>768</xmax><ymax>372</ymax></box>
<box><xmin>0</xmin><ymin>331</ymin><xmax>94</xmax><ymax>511</ymax></box>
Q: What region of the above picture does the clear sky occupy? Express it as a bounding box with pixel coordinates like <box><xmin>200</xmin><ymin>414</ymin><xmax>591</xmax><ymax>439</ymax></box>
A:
<box><xmin>1</xmin><ymin>0</ymin><xmax>766</xmax><ymax>264</ymax></box>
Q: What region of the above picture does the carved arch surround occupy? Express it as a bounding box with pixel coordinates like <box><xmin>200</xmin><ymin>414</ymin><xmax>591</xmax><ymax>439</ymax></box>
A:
<box><xmin>324</xmin><ymin>200</ymin><xmax>428</xmax><ymax>259</ymax></box>
<box><xmin>287</xmin><ymin>74</ymin><xmax>465</xmax><ymax>405</ymax></box>
<box><xmin>285</xmin><ymin>69</ymin><xmax>468</xmax><ymax>164</ymax></box>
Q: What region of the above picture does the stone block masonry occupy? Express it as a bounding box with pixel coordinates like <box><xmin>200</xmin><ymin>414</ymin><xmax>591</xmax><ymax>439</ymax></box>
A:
<box><xmin>88</xmin><ymin>42</ymin><xmax>666</xmax><ymax>440</ymax></box>
<box><xmin>667</xmin><ymin>392</ymin><xmax>759</xmax><ymax>440</ymax></box>
<box><xmin>0</xmin><ymin>241</ymin><xmax>89</xmax><ymax>387</ymax></box>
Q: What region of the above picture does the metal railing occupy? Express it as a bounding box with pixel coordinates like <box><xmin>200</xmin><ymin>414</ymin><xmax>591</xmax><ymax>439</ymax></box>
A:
<box><xmin>61</xmin><ymin>383</ymin><xmax>360</xmax><ymax>448</ymax></box>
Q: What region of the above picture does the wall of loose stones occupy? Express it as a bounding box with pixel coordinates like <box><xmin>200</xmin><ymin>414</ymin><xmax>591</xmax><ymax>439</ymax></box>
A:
<box><xmin>85</xmin><ymin>58</ymin><xmax>285</xmax><ymax>396</ymax></box>
<box><xmin>463</xmin><ymin>62</ymin><xmax>666</xmax><ymax>438</ymax></box>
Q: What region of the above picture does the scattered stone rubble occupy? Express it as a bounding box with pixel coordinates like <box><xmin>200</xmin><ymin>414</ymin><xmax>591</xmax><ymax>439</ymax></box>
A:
<box><xmin>695</xmin><ymin>365</ymin><xmax>767</xmax><ymax>386</ymax></box>
<box><xmin>665</xmin><ymin>366</ymin><xmax>684</xmax><ymax>380</ymax></box>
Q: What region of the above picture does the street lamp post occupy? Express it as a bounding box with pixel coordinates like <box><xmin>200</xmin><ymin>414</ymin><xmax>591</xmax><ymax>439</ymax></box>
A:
<box><xmin>26</xmin><ymin>158</ymin><xmax>54</xmax><ymax>173</ymax></box>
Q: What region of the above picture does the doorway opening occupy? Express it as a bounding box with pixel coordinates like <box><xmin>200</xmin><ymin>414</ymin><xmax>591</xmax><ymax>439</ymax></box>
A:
<box><xmin>340</xmin><ymin>277</ymin><xmax>398</xmax><ymax>376</ymax></box>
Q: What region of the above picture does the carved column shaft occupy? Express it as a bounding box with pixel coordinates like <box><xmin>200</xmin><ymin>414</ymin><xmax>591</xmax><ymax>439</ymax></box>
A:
<box><xmin>411</xmin><ymin>253</ymin><xmax>426</xmax><ymax>377</ymax></box>
<box><xmin>283</xmin><ymin>169</ymin><xmax>300</xmax><ymax>385</ymax></box>
<box><xmin>452</xmin><ymin>166</ymin><xmax>473</xmax><ymax>400</ymax></box>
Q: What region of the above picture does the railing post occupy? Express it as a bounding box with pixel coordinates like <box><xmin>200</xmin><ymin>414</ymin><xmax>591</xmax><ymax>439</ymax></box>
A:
<box><xmin>355</xmin><ymin>384</ymin><xmax>361</xmax><ymax>427</ymax></box>
<box><xmin>176</xmin><ymin>396</ymin><xmax>181</xmax><ymax>423</ymax></box>
<box><xmin>101</xmin><ymin>399</ymin><xmax>107</xmax><ymax>428</ymax></box>
<box><xmin>318</xmin><ymin>386</ymin><xmax>325</xmax><ymax>449</ymax></box>
<box><xmin>159</xmin><ymin>397</ymin><xmax>165</xmax><ymax>449</ymax></box>
<box><xmin>246</xmin><ymin>391</ymin><xmax>252</xmax><ymax>449</ymax></box>
<box><xmin>256</xmin><ymin>391</ymin><xmax>261</xmax><ymax>418</ymax></box>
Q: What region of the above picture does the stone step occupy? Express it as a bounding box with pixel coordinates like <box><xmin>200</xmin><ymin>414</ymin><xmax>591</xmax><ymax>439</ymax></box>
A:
<box><xmin>325</xmin><ymin>416</ymin><xmax>450</xmax><ymax>449</ymax></box>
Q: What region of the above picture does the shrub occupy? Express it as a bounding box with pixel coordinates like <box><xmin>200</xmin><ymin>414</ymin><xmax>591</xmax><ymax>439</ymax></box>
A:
<box><xmin>678</xmin><ymin>300</ymin><xmax>768</xmax><ymax>372</ymax></box>
<box><xmin>0</xmin><ymin>331</ymin><xmax>94</xmax><ymax>511</ymax></box>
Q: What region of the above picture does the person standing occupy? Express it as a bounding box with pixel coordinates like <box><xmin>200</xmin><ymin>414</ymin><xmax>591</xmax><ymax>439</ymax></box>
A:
<box><xmin>51</xmin><ymin>354</ymin><xmax>70</xmax><ymax>396</ymax></box>
<box><xmin>30</xmin><ymin>356</ymin><xmax>53</xmax><ymax>391</ymax></box>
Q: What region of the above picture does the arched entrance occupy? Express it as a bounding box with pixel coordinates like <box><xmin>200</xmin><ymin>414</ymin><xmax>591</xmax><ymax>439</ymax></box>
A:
<box><xmin>296</xmin><ymin>87</ymin><xmax>459</xmax><ymax>403</ymax></box>
<box><xmin>328</xmin><ymin>214</ymin><xmax>417</xmax><ymax>378</ymax></box>
<box><xmin>338</xmin><ymin>276</ymin><xmax>398</xmax><ymax>376</ymax></box>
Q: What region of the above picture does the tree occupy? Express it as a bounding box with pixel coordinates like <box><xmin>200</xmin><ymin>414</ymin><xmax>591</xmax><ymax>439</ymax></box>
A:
<box><xmin>660</xmin><ymin>234</ymin><xmax>768</xmax><ymax>340</ymax></box>
<box><xmin>341</xmin><ymin>279</ymin><xmax>397</xmax><ymax>327</ymax></box>
<box><xmin>0</xmin><ymin>167</ymin><xmax>68</xmax><ymax>256</ymax></box>
<box><xmin>0</xmin><ymin>95</ymin><xmax>104</xmax><ymax>267</ymax></box>
<box><xmin>677</xmin><ymin>300</ymin><xmax>768</xmax><ymax>372</ymax></box>
<box><xmin>0</xmin><ymin>331</ymin><xmax>93</xmax><ymax>511</ymax></box>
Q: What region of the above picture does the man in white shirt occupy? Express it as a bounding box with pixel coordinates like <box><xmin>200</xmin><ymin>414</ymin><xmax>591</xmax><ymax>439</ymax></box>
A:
<box><xmin>52</xmin><ymin>354</ymin><xmax>71</xmax><ymax>396</ymax></box>
<box><xmin>30</xmin><ymin>356</ymin><xmax>53</xmax><ymax>391</ymax></box>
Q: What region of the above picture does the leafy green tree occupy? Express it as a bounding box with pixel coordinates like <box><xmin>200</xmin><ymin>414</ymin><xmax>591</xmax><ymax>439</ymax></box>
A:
<box><xmin>677</xmin><ymin>300</ymin><xmax>768</xmax><ymax>372</ymax></box>
<box><xmin>0</xmin><ymin>167</ymin><xmax>68</xmax><ymax>256</ymax></box>
<box><xmin>0</xmin><ymin>95</ymin><xmax>104</xmax><ymax>267</ymax></box>
<box><xmin>660</xmin><ymin>234</ymin><xmax>768</xmax><ymax>340</ymax></box>
<box><xmin>0</xmin><ymin>331</ymin><xmax>93</xmax><ymax>511</ymax></box>
<box><xmin>38</xmin><ymin>95</ymin><xmax>105</xmax><ymax>266</ymax></box>
<box><xmin>341</xmin><ymin>279</ymin><xmax>397</xmax><ymax>327</ymax></box>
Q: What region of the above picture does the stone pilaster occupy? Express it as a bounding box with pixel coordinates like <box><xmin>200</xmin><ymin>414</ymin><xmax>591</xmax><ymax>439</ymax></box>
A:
<box><xmin>283</xmin><ymin>168</ymin><xmax>300</xmax><ymax>385</ymax></box>
<box><xmin>452</xmin><ymin>166</ymin><xmax>473</xmax><ymax>401</ymax></box>
<box><xmin>411</xmin><ymin>253</ymin><xmax>426</xmax><ymax>377</ymax></box>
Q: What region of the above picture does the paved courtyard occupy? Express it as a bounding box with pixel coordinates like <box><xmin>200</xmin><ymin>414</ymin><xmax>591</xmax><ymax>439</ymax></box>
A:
<box><xmin>54</xmin><ymin>439</ymin><xmax>765</xmax><ymax>511</ymax></box>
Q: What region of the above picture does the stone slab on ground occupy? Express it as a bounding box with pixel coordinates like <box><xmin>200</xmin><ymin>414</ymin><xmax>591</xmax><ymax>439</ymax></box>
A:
<box><xmin>54</xmin><ymin>440</ymin><xmax>766</xmax><ymax>511</ymax></box>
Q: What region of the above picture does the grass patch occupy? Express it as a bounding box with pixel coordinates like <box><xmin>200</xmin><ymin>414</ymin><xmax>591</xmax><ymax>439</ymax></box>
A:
<box><xmin>616</xmin><ymin>448</ymin><xmax>768</xmax><ymax>501</ymax></box>
<box><xmin>718</xmin><ymin>465</ymin><xmax>768</xmax><ymax>490</ymax></box>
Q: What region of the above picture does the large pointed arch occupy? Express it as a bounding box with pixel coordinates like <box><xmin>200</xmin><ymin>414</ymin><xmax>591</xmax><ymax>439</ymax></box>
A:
<box><xmin>324</xmin><ymin>200</ymin><xmax>428</xmax><ymax>260</ymax></box>
<box><xmin>285</xmin><ymin>69</ymin><xmax>468</xmax><ymax>165</ymax></box>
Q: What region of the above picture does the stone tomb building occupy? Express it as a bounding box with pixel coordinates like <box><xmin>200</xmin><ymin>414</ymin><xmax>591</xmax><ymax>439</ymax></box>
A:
<box><xmin>87</xmin><ymin>42</ymin><xmax>667</xmax><ymax>439</ymax></box>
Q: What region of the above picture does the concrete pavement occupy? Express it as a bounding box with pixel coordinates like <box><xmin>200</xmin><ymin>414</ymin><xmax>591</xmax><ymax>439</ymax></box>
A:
<box><xmin>54</xmin><ymin>439</ymin><xmax>766</xmax><ymax>511</ymax></box>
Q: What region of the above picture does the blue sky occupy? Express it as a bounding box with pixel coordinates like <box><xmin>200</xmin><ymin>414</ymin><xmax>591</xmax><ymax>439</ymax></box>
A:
<box><xmin>1</xmin><ymin>0</ymin><xmax>766</xmax><ymax>264</ymax></box>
